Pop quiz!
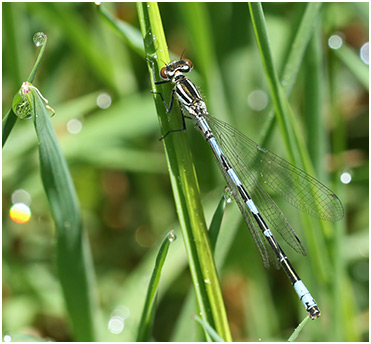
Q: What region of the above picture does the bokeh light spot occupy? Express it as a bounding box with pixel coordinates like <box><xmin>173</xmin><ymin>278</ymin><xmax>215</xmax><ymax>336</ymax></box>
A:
<box><xmin>360</xmin><ymin>42</ymin><xmax>369</xmax><ymax>65</ymax></box>
<box><xmin>9</xmin><ymin>203</ymin><xmax>31</xmax><ymax>224</ymax></box>
<box><xmin>328</xmin><ymin>35</ymin><xmax>343</xmax><ymax>50</ymax></box>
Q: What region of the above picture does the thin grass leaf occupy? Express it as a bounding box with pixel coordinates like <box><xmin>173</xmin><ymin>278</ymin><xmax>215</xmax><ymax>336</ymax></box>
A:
<box><xmin>258</xmin><ymin>2</ymin><xmax>322</xmax><ymax>147</ymax></box>
<box><xmin>2</xmin><ymin>32</ymin><xmax>47</xmax><ymax>147</ymax></box>
<box><xmin>136</xmin><ymin>230</ymin><xmax>176</xmax><ymax>341</ymax></box>
<box><xmin>137</xmin><ymin>2</ymin><xmax>232</xmax><ymax>341</ymax></box>
<box><xmin>304</xmin><ymin>25</ymin><xmax>326</xmax><ymax>176</ymax></box>
<box><xmin>287</xmin><ymin>315</ymin><xmax>310</xmax><ymax>342</ymax></box>
<box><xmin>334</xmin><ymin>42</ymin><xmax>369</xmax><ymax>90</ymax></box>
<box><xmin>193</xmin><ymin>315</ymin><xmax>225</xmax><ymax>342</ymax></box>
<box><xmin>28</xmin><ymin>2</ymin><xmax>119</xmax><ymax>93</ymax></box>
<box><xmin>96</xmin><ymin>3</ymin><xmax>144</xmax><ymax>56</ymax></box>
<box><xmin>208</xmin><ymin>190</ymin><xmax>227</xmax><ymax>251</ymax></box>
<box><xmin>248</xmin><ymin>5</ymin><xmax>346</xmax><ymax>322</ymax></box>
<box><xmin>27</xmin><ymin>86</ymin><xmax>101</xmax><ymax>341</ymax></box>
<box><xmin>248</xmin><ymin>2</ymin><xmax>296</xmax><ymax>162</ymax></box>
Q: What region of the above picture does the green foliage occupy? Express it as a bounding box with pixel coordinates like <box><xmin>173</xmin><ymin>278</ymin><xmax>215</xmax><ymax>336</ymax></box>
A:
<box><xmin>2</xmin><ymin>2</ymin><xmax>368</xmax><ymax>342</ymax></box>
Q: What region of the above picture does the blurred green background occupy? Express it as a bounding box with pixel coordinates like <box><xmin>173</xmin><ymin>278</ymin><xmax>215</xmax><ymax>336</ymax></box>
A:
<box><xmin>2</xmin><ymin>2</ymin><xmax>368</xmax><ymax>342</ymax></box>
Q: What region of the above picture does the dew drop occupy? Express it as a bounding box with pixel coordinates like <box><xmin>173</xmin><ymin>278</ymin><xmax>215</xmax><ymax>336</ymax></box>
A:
<box><xmin>33</xmin><ymin>32</ymin><xmax>47</xmax><ymax>47</ymax></box>
<box><xmin>224</xmin><ymin>186</ymin><xmax>233</xmax><ymax>203</ymax></box>
<box><xmin>168</xmin><ymin>230</ymin><xmax>177</xmax><ymax>242</ymax></box>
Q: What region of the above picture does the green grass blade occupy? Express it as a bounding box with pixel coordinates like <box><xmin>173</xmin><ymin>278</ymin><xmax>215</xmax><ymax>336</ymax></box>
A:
<box><xmin>287</xmin><ymin>315</ymin><xmax>310</xmax><ymax>342</ymax></box>
<box><xmin>137</xmin><ymin>2</ymin><xmax>232</xmax><ymax>341</ymax></box>
<box><xmin>136</xmin><ymin>230</ymin><xmax>176</xmax><ymax>341</ymax></box>
<box><xmin>193</xmin><ymin>315</ymin><xmax>225</xmax><ymax>342</ymax></box>
<box><xmin>303</xmin><ymin>25</ymin><xmax>326</xmax><ymax>176</ymax></box>
<box><xmin>334</xmin><ymin>42</ymin><xmax>369</xmax><ymax>90</ymax></box>
<box><xmin>96</xmin><ymin>3</ymin><xmax>144</xmax><ymax>56</ymax></box>
<box><xmin>249</xmin><ymin>1</ymin><xmax>337</xmax><ymax>310</ymax></box>
<box><xmin>257</xmin><ymin>3</ymin><xmax>322</xmax><ymax>149</ymax></box>
<box><xmin>248</xmin><ymin>2</ymin><xmax>296</xmax><ymax>162</ymax></box>
<box><xmin>30</xmin><ymin>88</ymin><xmax>101</xmax><ymax>341</ymax></box>
<box><xmin>2</xmin><ymin>109</ymin><xmax>18</xmax><ymax>147</ymax></box>
<box><xmin>208</xmin><ymin>191</ymin><xmax>227</xmax><ymax>251</ymax></box>
<box><xmin>2</xmin><ymin>33</ymin><xmax>47</xmax><ymax>148</ymax></box>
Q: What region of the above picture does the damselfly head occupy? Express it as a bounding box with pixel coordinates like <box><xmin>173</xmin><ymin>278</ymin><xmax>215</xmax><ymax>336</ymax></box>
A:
<box><xmin>160</xmin><ymin>59</ymin><xmax>194</xmax><ymax>80</ymax></box>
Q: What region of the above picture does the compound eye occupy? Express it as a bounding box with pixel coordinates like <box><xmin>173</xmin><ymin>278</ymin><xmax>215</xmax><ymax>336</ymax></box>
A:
<box><xmin>183</xmin><ymin>58</ymin><xmax>193</xmax><ymax>69</ymax></box>
<box><xmin>160</xmin><ymin>67</ymin><xmax>168</xmax><ymax>79</ymax></box>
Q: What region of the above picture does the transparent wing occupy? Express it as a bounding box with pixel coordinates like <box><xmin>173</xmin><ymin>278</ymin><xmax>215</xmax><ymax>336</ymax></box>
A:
<box><xmin>206</xmin><ymin>115</ymin><xmax>344</xmax><ymax>222</ymax></box>
<box><xmin>220</xmin><ymin>162</ymin><xmax>281</xmax><ymax>269</ymax></box>
<box><xmin>205</xmin><ymin>116</ymin><xmax>306</xmax><ymax>258</ymax></box>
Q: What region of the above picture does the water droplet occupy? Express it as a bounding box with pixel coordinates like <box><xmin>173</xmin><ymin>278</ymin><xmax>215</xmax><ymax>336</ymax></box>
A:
<box><xmin>360</xmin><ymin>42</ymin><xmax>369</xmax><ymax>65</ymax></box>
<box><xmin>204</xmin><ymin>279</ymin><xmax>211</xmax><ymax>284</ymax></box>
<box><xmin>33</xmin><ymin>32</ymin><xmax>47</xmax><ymax>47</ymax></box>
<box><xmin>95</xmin><ymin>1</ymin><xmax>102</xmax><ymax>5</ymax></box>
<box><xmin>168</xmin><ymin>230</ymin><xmax>176</xmax><ymax>242</ymax></box>
<box><xmin>224</xmin><ymin>186</ymin><xmax>233</xmax><ymax>203</ymax></box>
<box><xmin>257</xmin><ymin>146</ymin><xmax>267</xmax><ymax>153</ymax></box>
<box><xmin>12</xmin><ymin>82</ymin><xmax>33</xmax><ymax>119</ymax></box>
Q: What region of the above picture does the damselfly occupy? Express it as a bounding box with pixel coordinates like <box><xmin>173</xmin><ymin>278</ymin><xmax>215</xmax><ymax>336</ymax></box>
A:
<box><xmin>147</xmin><ymin>57</ymin><xmax>344</xmax><ymax>319</ymax></box>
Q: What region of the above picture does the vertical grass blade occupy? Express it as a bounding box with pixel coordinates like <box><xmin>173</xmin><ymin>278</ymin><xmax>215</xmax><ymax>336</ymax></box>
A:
<box><xmin>137</xmin><ymin>2</ymin><xmax>232</xmax><ymax>341</ymax></box>
<box><xmin>136</xmin><ymin>230</ymin><xmax>176</xmax><ymax>341</ymax></box>
<box><xmin>249</xmin><ymin>2</ymin><xmax>339</xmax><ymax>315</ymax></box>
<box><xmin>248</xmin><ymin>2</ymin><xmax>296</xmax><ymax>162</ymax></box>
<box><xmin>258</xmin><ymin>2</ymin><xmax>322</xmax><ymax>147</ymax></box>
<box><xmin>31</xmin><ymin>89</ymin><xmax>101</xmax><ymax>341</ymax></box>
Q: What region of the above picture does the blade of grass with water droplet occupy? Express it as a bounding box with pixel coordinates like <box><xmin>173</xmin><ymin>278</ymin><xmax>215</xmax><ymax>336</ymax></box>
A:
<box><xmin>287</xmin><ymin>315</ymin><xmax>310</xmax><ymax>342</ymax></box>
<box><xmin>137</xmin><ymin>3</ymin><xmax>232</xmax><ymax>341</ymax></box>
<box><xmin>2</xmin><ymin>33</ymin><xmax>47</xmax><ymax>147</ymax></box>
<box><xmin>31</xmin><ymin>88</ymin><xmax>101</xmax><ymax>341</ymax></box>
<box><xmin>136</xmin><ymin>231</ymin><xmax>176</xmax><ymax>341</ymax></box>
